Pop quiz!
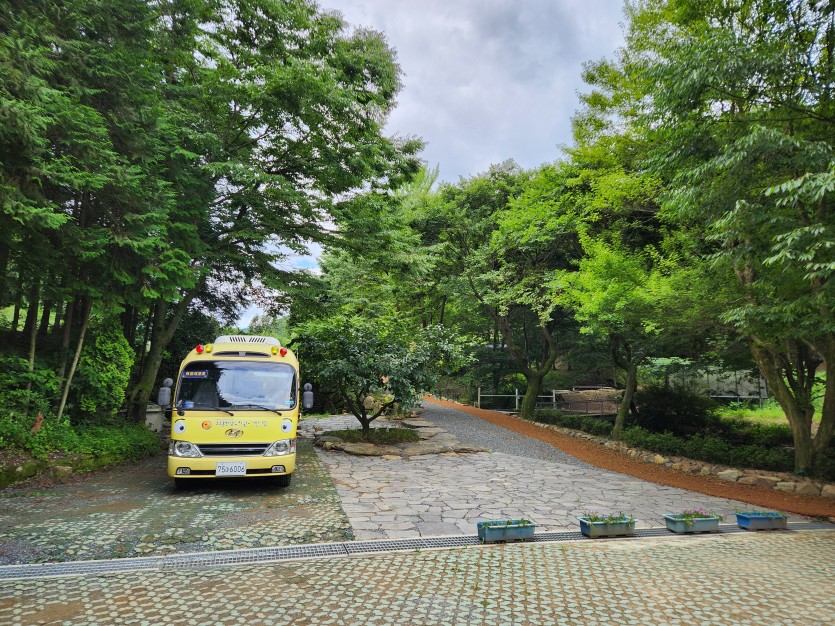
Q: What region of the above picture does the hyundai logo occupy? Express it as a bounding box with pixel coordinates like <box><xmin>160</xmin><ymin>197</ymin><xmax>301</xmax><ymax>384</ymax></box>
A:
<box><xmin>225</xmin><ymin>428</ymin><xmax>244</xmax><ymax>438</ymax></box>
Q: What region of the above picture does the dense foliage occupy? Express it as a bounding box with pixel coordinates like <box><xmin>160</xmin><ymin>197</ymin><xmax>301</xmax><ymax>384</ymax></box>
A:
<box><xmin>0</xmin><ymin>0</ymin><xmax>419</xmax><ymax>461</ymax></box>
<box><xmin>533</xmin><ymin>408</ymin><xmax>834</xmax><ymax>480</ymax></box>
<box><xmin>293</xmin><ymin>316</ymin><xmax>470</xmax><ymax>432</ymax></box>
<box><xmin>298</xmin><ymin>0</ymin><xmax>833</xmax><ymax>476</ymax></box>
<box><xmin>2</xmin><ymin>0</ymin><xmax>831</xmax><ymax>479</ymax></box>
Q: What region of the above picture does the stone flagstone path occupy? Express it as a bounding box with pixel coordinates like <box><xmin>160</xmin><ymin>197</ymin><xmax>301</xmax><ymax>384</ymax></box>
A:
<box><xmin>315</xmin><ymin>404</ymin><xmax>792</xmax><ymax>540</ymax></box>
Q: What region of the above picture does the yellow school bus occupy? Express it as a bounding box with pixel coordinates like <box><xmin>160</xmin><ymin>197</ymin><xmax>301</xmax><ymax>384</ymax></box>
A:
<box><xmin>158</xmin><ymin>335</ymin><xmax>311</xmax><ymax>488</ymax></box>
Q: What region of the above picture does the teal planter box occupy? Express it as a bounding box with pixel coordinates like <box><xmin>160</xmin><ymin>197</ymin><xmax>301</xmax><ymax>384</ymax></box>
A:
<box><xmin>736</xmin><ymin>512</ymin><xmax>788</xmax><ymax>531</ymax></box>
<box><xmin>477</xmin><ymin>519</ymin><xmax>536</xmax><ymax>543</ymax></box>
<box><xmin>578</xmin><ymin>517</ymin><xmax>636</xmax><ymax>538</ymax></box>
<box><xmin>663</xmin><ymin>514</ymin><xmax>720</xmax><ymax>534</ymax></box>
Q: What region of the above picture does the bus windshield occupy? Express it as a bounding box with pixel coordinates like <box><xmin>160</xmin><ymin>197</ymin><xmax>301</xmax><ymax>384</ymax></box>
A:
<box><xmin>176</xmin><ymin>361</ymin><xmax>297</xmax><ymax>411</ymax></box>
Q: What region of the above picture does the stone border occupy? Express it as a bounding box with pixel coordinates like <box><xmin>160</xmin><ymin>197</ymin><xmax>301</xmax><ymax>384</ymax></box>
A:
<box><xmin>0</xmin><ymin>452</ymin><xmax>149</xmax><ymax>490</ymax></box>
<box><xmin>530</xmin><ymin>421</ymin><xmax>835</xmax><ymax>499</ymax></box>
<box><xmin>312</xmin><ymin>416</ymin><xmax>488</xmax><ymax>458</ymax></box>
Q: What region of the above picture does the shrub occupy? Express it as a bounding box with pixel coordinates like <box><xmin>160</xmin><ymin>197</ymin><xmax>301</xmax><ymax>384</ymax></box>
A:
<box><xmin>72</xmin><ymin>321</ymin><xmax>135</xmax><ymax>423</ymax></box>
<box><xmin>0</xmin><ymin>356</ymin><xmax>60</xmax><ymax>418</ymax></box>
<box><xmin>633</xmin><ymin>385</ymin><xmax>720</xmax><ymax>435</ymax></box>
<box><xmin>622</xmin><ymin>426</ymin><xmax>795</xmax><ymax>473</ymax></box>
<box><xmin>74</xmin><ymin>424</ymin><xmax>161</xmax><ymax>461</ymax></box>
<box><xmin>324</xmin><ymin>427</ymin><xmax>421</xmax><ymax>444</ymax></box>
<box><xmin>717</xmin><ymin>416</ymin><xmax>794</xmax><ymax>447</ymax></box>
<box><xmin>0</xmin><ymin>356</ymin><xmax>62</xmax><ymax>452</ymax></box>
<box><xmin>534</xmin><ymin>409</ymin><xmax>614</xmax><ymax>437</ymax></box>
<box><xmin>0</xmin><ymin>414</ymin><xmax>159</xmax><ymax>462</ymax></box>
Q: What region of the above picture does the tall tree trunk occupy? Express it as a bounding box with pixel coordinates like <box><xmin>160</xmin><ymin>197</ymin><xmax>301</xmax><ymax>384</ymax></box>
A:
<box><xmin>136</xmin><ymin>305</ymin><xmax>154</xmax><ymax>379</ymax></box>
<box><xmin>127</xmin><ymin>290</ymin><xmax>199</xmax><ymax>422</ymax></box>
<box><xmin>809</xmin><ymin>336</ymin><xmax>835</xmax><ymax>474</ymax></box>
<box><xmin>750</xmin><ymin>340</ymin><xmax>820</xmax><ymax>475</ymax></box>
<box><xmin>52</xmin><ymin>297</ymin><xmax>64</xmax><ymax>334</ymax></box>
<box><xmin>57</xmin><ymin>299</ymin><xmax>77</xmax><ymax>383</ymax></box>
<box><xmin>38</xmin><ymin>299</ymin><xmax>53</xmax><ymax>337</ymax></box>
<box><xmin>498</xmin><ymin>316</ymin><xmax>560</xmax><ymax>421</ymax></box>
<box><xmin>519</xmin><ymin>371</ymin><xmax>543</xmax><ymax>420</ymax></box>
<box><xmin>21</xmin><ymin>278</ymin><xmax>39</xmax><ymax>339</ymax></box>
<box><xmin>11</xmin><ymin>269</ymin><xmax>24</xmax><ymax>332</ymax></box>
<box><xmin>56</xmin><ymin>297</ymin><xmax>92</xmax><ymax>421</ymax></box>
<box><xmin>614</xmin><ymin>363</ymin><xmax>638</xmax><ymax>441</ymax></box>
<box><xmin>610</xmin><ymin>335</ymin><xmax>639</xmax><ymax>441</ymax></box>
<box><xmin>122</xmin><ymin>305</ymin><xmax>137</xmax><ymax>347</ymax></box>
<box><xmin>0</xmin><ymin>237</ymin><xmax>9</xmax><ymax>305</ymax></box>
<box><xmin>23</xmin><ymin>281</ymin><xmax>41</xmax><ymax>409</ymax></box>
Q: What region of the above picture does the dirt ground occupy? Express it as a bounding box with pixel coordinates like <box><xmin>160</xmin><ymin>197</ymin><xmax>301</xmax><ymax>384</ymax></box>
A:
<box><xmin>427</xmin><ymin>398</ymin><xmax>835</xmax><ymax>519</ymax></box>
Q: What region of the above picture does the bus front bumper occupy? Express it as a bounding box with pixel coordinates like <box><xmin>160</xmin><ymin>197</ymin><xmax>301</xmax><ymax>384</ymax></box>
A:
<box><xmin>167</xmin><ymin>453</ymin><xmax>296</xmax><ymax>479</ymax></box>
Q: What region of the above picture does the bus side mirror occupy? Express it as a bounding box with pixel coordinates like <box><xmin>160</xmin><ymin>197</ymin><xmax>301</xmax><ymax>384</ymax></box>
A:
<box><xmin>302</xmin><ymin>383</ymin><xmax>314</xmax><ymax>410</ymax></box>
<box><xmin>157</xmin><ymin>378</ymin><xmax>173</xmax><ymax>407</ymax></box>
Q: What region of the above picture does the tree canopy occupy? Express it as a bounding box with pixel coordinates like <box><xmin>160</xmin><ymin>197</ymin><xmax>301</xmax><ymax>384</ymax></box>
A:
<box><xmin>2</xmin><ymin>0</ymin><xmax>832</xmax><ymax>477</ymax></box>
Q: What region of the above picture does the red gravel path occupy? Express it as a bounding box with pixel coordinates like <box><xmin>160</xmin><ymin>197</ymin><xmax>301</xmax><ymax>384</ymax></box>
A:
<box><xmin>426</xmin><ymin>397</ymin><xmax>835</xmax><ymax>519</ymax></box>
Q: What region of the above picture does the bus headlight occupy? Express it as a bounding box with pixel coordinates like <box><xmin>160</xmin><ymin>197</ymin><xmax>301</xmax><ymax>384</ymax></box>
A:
<box><xmin>169</xmin><ymin>440</ymin><xmax>202</xmax><ymax>458</ymax></box>
<box><xmin>264</xmin><ymin>439</ymin><xmax>296</xmax><ymax>456</ymax></box>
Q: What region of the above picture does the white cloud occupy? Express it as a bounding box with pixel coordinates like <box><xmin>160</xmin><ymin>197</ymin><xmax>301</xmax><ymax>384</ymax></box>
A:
<box><xmin>325</xmin><ymin>0</ymin><xmax>626</xmax><ymax>182</ymax></box>
<box><xmin>240</xmin><ymin>1</ymin><xmax>626</xmax><ymax>324</ymax></box>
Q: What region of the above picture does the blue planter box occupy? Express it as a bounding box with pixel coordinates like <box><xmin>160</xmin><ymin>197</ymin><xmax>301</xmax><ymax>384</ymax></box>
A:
<box><xmin>736</xmin><ymin>512</ymin><xmax>788</xmax><ymax>531</ymax></box>
<box><xmin>663</xmin><ymin>514</ymin><xmax>720</xmax><ymax>534</ymax></box>
<box><xmin>477</xmin><ymin>519</ymin><xmax>536</xmax><ymax>543</ymax></box>
<box><xmin>578</xmin><ymin>517</ymin><xmax>636</xmax><ymax>538</ymax></box>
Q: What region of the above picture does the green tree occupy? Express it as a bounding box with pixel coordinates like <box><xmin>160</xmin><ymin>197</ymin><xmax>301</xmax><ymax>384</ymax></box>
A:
<box><xmin>623</xmin><ymin>0</ymin><xmax>835</xmax><ymax>475</ymax></box>
<box><xmin>74</xmin><ymin>321</ymin><xmax>135</xmax><ymax>422</ymax></box>
<box><xmin>570</xmin><ymin>242</ymin><xmax>658</xmax><ymax>439</ymax></box>
<box><xmin>126</xmin><ymin>0</ymin><xmax>422</xmax><ymax>420</ymax></box>
<box><xmin>294</xmin><ymin>316</ymin><xmax>469</xmax><ymax>435</ymax></box>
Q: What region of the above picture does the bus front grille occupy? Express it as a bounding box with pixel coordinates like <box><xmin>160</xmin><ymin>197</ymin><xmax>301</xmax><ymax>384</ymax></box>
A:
<box><xmin>197</xmin><ymin>444</ymin><xmax>270</xmax><ymax>456</ymax></box>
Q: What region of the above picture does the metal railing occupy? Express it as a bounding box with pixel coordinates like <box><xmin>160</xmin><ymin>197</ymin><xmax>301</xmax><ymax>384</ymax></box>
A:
<box><xmin>475</xmin><ymin>388</ymin><xmax>617</xmax><ymax>416</ymax></box>
<box><xmin>709</xmin><ymin>395</ymin><xmax>768</xmax><ymax>408</ymax></box>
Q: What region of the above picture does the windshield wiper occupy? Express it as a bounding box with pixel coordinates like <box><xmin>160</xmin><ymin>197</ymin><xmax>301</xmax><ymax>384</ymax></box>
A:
<box><xmin>232</xmin><ymin>404</ymin><xmax>283</xmax><ymax>415</ymax></box>
<box><xmin>186</xmin><ymin>405</ymin><xmax>235</xmax><ymax>416</ymax></box>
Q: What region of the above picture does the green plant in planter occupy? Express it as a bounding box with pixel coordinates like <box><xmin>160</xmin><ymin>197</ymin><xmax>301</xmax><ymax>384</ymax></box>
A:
<box><xmin>477</xmin><ymin>518</ymin><xmax>536</xmax><ymax>543</ymax></box>
<box><xmin>663</xmin><ymin>508</ymin><xmax>723</xmax><ymax>534</ymax></box>
<box><xmin>734</xmin><ymin>509</ymin><xmax>788</xmax><ymax>531</ymax></box>
<box><xmin>581</xmin><ymin>511</ymin><xmax>633</xmax><ymax>524</ymax></box>
<box><xmin>671</xmin><ymin>508</ymin><xmax>724</xmax><ymax>526</ymax></box>
<box><xmin>734</xmin><ymin>509</ymin><xmax>787</xmax><ymax>518</ymax></box>
<box><xmin>578</xmin><ymin>511</ymin><xmax>636</xmax><ymax>538</ymax></box>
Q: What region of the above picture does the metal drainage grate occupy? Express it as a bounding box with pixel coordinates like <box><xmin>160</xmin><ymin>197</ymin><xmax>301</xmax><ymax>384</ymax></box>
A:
<box><xmin>0</xmin><ymin>521</ymin><xmax>830</xmax><ymax>581</ymax></box>
<box><xmin>0</xmin><ymin>557</ymin><xmax>163</xmax><ymax>581</ymax></box>
<box><xmin>160</xmin><ymin>543</ymin><xmax>350</xmax><ymax>570</ymax></box>
<box><xmin>345</xmin><ymin>539</ymin><xmax>426</xmax><ymax>554</ymax></box>
<box><xmin>423</xmin><ymin>535</ymin><xmax>481</xmax><ymax>549</ymax></box>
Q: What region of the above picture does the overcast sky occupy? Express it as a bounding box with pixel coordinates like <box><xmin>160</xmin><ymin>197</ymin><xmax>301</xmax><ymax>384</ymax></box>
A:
<box><xmin>324</xmin><ymin>0</ymin><xmax>627</xmax><ymax>183</ymax></box>
<box><xmin>244</xmin><ymin>1</ymin><xmax>627</xmax><ymax>325</ymax></box>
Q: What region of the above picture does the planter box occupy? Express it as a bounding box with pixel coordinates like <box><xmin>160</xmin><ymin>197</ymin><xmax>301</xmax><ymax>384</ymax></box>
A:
<box><xmin>735</xmin><ymin>512</ymin><xmax>788</xmax><ymax>531</ymax></box>
<box><xmin>578</xmin><ymin>517</ymin><xmax>636</xmax><ymax>538</ymax></box>
<box><xmin>663</xmin><ymin>514</ymin><xmax>720</xmax><ymax>534</ymax></box>
<box><xmin>477</xmin><ymin>519</ymin><xmax>536</xmax><ymax>543</ymax></box>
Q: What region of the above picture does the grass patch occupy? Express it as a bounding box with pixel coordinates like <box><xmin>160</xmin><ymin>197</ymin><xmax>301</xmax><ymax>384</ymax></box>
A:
<box><xmin>326</xmin><ymin>428</ymin><xmax>420</xmax><ymax>444</ymax></box>
<box><xmin>716</xmin><ymin>399</ymin><xmax>823</xmax><ymax>427</ymax></box>
<box><xmin>533</xmin><ymin>407</ymin><xmax>835</xmax><ymax>480</ymax></box>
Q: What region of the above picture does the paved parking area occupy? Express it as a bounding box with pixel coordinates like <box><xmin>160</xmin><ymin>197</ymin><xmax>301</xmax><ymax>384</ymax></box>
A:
<box><xmin>1</xmin><ymin>530</ymin><xmax>832</xmax><ymax>625</ymax></box>
<box><xmin>2</xmin><ymin>404</ymin><xmax>832</xmax><ymax>624</ymax></box>
<box><xmin>0</xmin><ymin>439</ymin><xmax>351</xmax><ymax>564</ymax></box>
<box><xmin>317</xmin><ymin>405</ymin><xmax>774</xmax><ymax>540</ymax></box>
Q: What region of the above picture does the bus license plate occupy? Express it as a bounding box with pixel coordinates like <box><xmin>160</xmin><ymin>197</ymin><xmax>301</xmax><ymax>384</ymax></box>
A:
<box><xmin>216</xmin><ymin>462</ymin><xmax>246</xmax><ymax>476</ymax></box>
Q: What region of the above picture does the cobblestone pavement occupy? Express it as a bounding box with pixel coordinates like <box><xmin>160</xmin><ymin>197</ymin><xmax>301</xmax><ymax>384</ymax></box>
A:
<box><xmin>315</xmin><ymin>405</ymin><xmax>797</xmax><ymax>540</ymax></box>
<box><xmin>1</xmin><ymin>530</ymin><xmax>833</xmax><ymax>625</ymax></box>
<box><xmin>0</xmin><ymin>439</ymin><xmax>351</xmax><ymax>564</ymax></box>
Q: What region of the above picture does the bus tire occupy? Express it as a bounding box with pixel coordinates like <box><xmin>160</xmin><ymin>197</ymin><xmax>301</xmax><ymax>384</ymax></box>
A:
<box><xmin>274</xmin><ymin>473</ymin><xmax>292</xmax><ymax>488</ymax></box>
